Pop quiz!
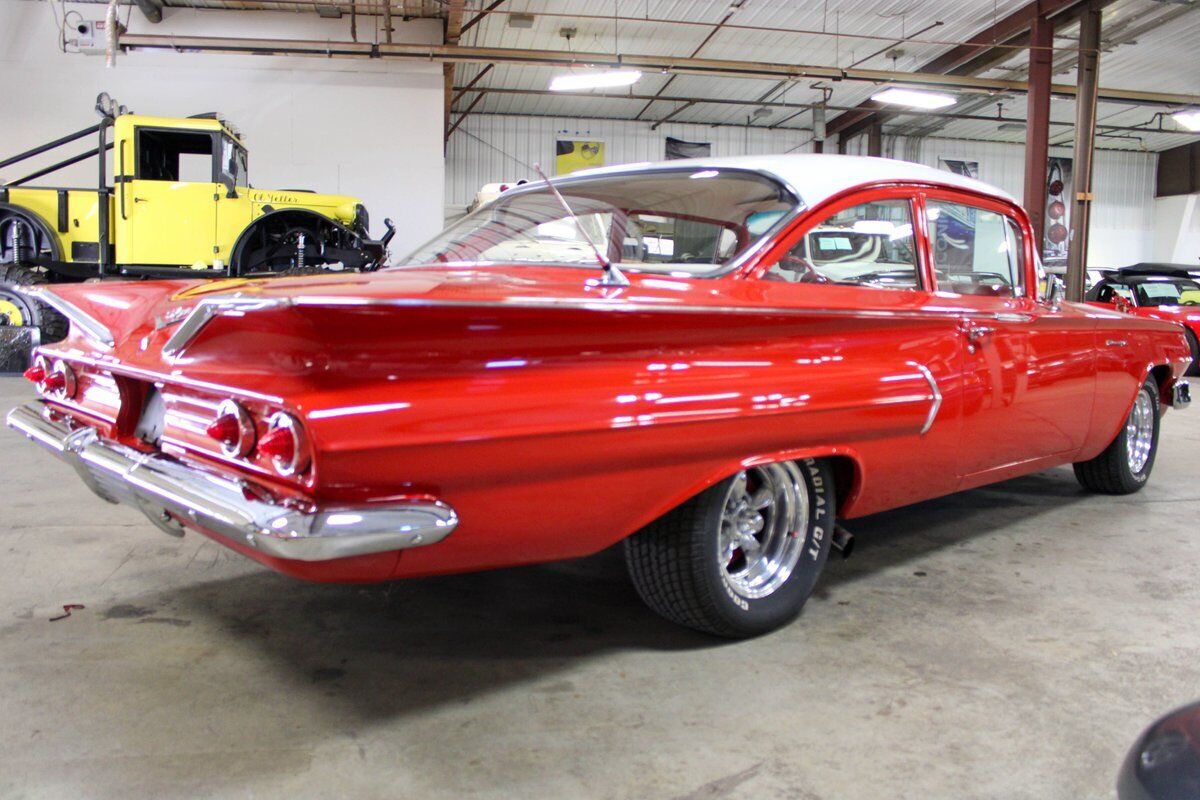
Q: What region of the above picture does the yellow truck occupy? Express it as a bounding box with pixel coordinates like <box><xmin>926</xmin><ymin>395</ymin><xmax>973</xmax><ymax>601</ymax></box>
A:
<box><xmin>0</xmin><ymin>94</ymin><xmax>393</xmax><ymax>340</ymax></box>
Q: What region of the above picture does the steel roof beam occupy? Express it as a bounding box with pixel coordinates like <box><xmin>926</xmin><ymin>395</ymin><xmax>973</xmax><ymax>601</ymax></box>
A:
<box><xmin>826</xmin><ymin>0</ymin><xmax>1108</xmax><ymax>141</ymax></box>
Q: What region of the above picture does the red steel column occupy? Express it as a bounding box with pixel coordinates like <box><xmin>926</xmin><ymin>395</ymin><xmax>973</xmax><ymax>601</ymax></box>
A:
<box><xmin>1023</xmin><ymin>10</ymin><xmax>1053</xmax><ymax>248</ymax></box>
<box><xmin>867</xmin><ymin>122</ymin><xmax>883</xmax><ymax>157</ymax></box>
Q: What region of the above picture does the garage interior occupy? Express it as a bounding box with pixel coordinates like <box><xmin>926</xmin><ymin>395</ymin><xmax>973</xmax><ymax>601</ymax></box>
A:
<box><xmin>1</xmin><ymin>0</ymin><xmax>1199</xmax><ymax>797</ymax></box>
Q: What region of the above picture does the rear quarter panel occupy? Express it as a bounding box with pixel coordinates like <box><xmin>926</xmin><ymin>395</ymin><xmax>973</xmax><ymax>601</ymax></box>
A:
<box><xmin>1080</xmin><ymin>303</ymin><xmax>1190</xmax><ymax>460</ymax></box>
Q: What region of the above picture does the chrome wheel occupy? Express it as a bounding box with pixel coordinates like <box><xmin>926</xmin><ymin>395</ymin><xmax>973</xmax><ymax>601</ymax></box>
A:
<box><xmin>717</xmin><ymin>462</ymin><xmax>810</xmax><ymax>600</ymax></box>
<box><xmin>1126</xmin><ymin>389</ymin><xmax>1155</xmax><ymax>474</ymax></box>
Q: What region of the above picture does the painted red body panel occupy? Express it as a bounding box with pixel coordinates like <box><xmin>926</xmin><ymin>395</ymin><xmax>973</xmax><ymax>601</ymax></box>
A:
<box><xmin>30</xmin><ymin>179</ymin><xmax>1191</xmax><ymax>584</ymax></box>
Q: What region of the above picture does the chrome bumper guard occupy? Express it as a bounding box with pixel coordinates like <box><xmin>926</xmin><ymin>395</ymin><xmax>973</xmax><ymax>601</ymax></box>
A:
<box><xmin>1170</xmin><ymin>379</ymin><xmax>1191</xmax><ymax>410</ymax></box>
<box><xmin>6</xmin><ymin>402</ymin><xmax>457</xmax><ymax>562</ymax></box>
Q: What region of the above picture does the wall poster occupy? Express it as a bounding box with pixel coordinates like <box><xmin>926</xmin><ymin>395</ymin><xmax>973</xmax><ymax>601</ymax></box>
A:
<box><xmin>938</xmin><ymin>158</ymin><xmax>979</xmax><ymax>179</ymax></box>
<box><xmin>555</xmin><ymin>139</ymin><xmax>604</xmax><ymax>175</ymax></box>
<box><xmin>666</xmin><ymin>137</ymin><xmax>712</xmax><ymax>160</ymax></box>
<box><xmin>1044</xmin><ymin>157</ymin><xmax>1073</xmax><ymax>266</ymax></box>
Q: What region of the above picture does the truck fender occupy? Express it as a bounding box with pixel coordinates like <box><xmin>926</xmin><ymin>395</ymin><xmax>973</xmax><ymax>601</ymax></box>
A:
<box><xmin>230</xmin><ymin>208</ymin><xmax>351</xmax><ymax>265</ymax></box>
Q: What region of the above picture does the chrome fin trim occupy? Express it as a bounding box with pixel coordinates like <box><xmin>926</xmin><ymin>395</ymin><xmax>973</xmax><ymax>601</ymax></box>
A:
<box><xmin>17</xmin><ymin>286</ymin><xmax>114</xmax><ymax>346</ymax></box>
<box><xmin>162</xmin><ymin>296</ymin><xmax>291</xmax><ymax>358</ymax></box>
<box><xmin>911</xmin><ymin>362</ymin><xmax>942</xmax><ymax>435</ymax></box>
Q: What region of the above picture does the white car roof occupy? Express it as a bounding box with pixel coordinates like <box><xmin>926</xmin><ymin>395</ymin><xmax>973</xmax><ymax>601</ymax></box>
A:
<box><xmin>564</xmin><ymin>154</ymin><xmax>1017</xmax><ymax>209</ymax></box>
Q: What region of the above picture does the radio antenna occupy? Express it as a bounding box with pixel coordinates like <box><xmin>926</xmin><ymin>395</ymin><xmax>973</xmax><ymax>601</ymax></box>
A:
<box><xmin>531</xmin><ymin>163</ymin><xmax>629</xmax><ymax>287</ymax></box>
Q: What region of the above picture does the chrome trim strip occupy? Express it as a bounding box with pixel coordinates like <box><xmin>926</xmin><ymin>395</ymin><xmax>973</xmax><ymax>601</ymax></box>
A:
<box><xmin>155</xmin><ymin>290</ymin><xmax>1044</xmax><ymax>354</ymax></box>
<box><xmin>162</xmin><ymin>296</ymin><xmax>290</xmax><ymax>357</ymax></box>
<box><xmin>6</xmin><ymin>403</ymin><xmax>458</xmax><ymax>562</ymax></box>
<box><xmin>17</xmin><ymin>286</ymin><xmax>114</xmax><ymax>346</ymax></box>
<box><xmin>911</xmin><ymin>362</ymin><xmax>942</xmax><ymax>435</ymax></box>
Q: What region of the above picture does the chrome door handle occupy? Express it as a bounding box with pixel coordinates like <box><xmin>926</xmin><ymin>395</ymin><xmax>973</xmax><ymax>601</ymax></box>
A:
<box><xmin>966</xmin><ymin>324</ymin><xmax>995</xmax><ymax>342</ymax></box>
<box><xmin>1106</xmin><ymin>339</ymin><xmax>1127</xmax><ymax>347</ymax></box>
<box><xmin>965</xmin><ymin>324</ymin><xmax>995</xmax><ymax>353</ymax></box>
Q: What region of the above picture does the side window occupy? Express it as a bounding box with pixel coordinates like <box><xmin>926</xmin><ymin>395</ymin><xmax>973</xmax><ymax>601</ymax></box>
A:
<box><xmin>928</xmin><ymin>200</ymin><xmax>1025</xmax><ymax>298</ymax></box>
<box><xmin>136</xmin><ymin>129</ymin><xmax>215</xmax><ymax>183</ymax></box>
<box><xmin>766</xmin><ymin>198</ymin><xmax>920</xmax><ymax>289</ymax></box>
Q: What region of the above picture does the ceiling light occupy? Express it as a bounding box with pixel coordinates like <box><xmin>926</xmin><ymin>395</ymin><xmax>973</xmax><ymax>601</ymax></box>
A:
<box><xmin>549</xmin><ymin>70</ymin><xmax>642</xmax><ymax>92</ymax></box>
<box><xmin>871</xmin><ymin>88</ymin><xmax>957</xmax><ymax>110</ymax></box>
<box><xmin>1173</xmin><ymin>109</ymin><xmax>1200</xmax><ymax>132</ymax></box>
<box><xmin>998</xmin><ymin>122</ymin><xmax>1025</xmax><ymax>132</ymax></box>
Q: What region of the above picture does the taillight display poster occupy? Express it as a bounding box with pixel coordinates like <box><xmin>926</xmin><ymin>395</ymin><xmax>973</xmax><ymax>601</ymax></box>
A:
<box><xmin>937</xmin><ymin>158</ymin><xmax>979</xmax><ymax>179</ymax></box>
<box><xmin>1044</xmin><ymin>157</ymin><xmax>1072</xmax><ymax>266</ymax></box>
<box><xmin>555</xmin><ymin>139</ymin><xmax>605</xmax><ymax>175</ymax></box>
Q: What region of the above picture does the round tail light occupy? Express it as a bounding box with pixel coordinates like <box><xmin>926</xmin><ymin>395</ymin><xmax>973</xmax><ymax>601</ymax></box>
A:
<box><xmin>35</xmin><ymin>358</ymin><xmax>77</xmax><ymax>399</ymax></box>
<box><xmin>206</xmin><ymin>399</ymin><xmax>255</xmax><ymax>457</ymax></box>
<box><xmin>259</xmin><ymin>412</ymin><xmax>309</xmax><ymax>476</ymax></box>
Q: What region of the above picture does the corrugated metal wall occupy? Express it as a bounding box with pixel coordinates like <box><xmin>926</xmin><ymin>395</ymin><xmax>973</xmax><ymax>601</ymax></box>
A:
<box><xmin>445</xmin><ymin>115</ymin><xmax>813</xmax><ymax>207</ymax></box>
<box><xmin>447</xmin><ymin>115</ymin><xmax>1158</xmax><ymax>267</ymax></box>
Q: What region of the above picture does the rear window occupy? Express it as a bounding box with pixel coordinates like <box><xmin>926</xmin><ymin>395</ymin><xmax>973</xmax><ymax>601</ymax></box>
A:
<box><xmin>403</xmin><ymin>169</ymin><xmax>799</xmax><ymax>277</ymax></box>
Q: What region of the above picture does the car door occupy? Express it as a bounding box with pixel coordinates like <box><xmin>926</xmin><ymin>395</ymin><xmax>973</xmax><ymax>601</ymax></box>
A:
<box><xmin>123</xmin><ymin>127</ymin><xmax>219</xmax><ymax>266</ymax></box>
<box><xmin>920</xmin><ymin>190</ymin><xmax>1096</xmax><ymax>480</ymax></box>
<box><xmin>750</xmin><ymin>187</ymin><xmax>964</xmax><ymax>511</ymax></box>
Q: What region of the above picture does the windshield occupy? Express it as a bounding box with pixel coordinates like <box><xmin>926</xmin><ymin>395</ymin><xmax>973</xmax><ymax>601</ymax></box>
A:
<box><xmin>220</xmin><ymin>136</ymin><xmax>249</xmax><ymax>188</ymax></box>
<box><xmin>1134</xmin><ymin>278</ymin><xmax>1200</xmax><ymax>307</ymax></box>
<box><xmin>403</xmin><ymin>169</ymin><xmax>798</xmax><ymax>276</ymax></box>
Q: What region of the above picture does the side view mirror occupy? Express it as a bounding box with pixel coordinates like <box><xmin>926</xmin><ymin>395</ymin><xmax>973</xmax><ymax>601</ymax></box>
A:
<box><xmin>1044</xmin><ymin>275</ymin><xmax>1065</xmax><ymax>308</ymax></box>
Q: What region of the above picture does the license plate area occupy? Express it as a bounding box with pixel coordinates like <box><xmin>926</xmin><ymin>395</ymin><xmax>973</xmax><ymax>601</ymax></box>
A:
<box><xmin>135</xmin><ymin>384</ymin><xmax>166</xmax><ymax>446</ymax></box>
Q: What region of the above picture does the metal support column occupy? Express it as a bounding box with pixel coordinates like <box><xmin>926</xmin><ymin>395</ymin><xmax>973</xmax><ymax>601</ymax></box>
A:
<box><xmin>867</xmin><ymin>122</ymin><xmax>883</xmax><ymax>157</ymax></box>
<box><xmin>1066</xmin><ymin>1</ymin><xmax>1101</xmax><ymax>302</ymax></box>
<box><xmin>1022</xmin><ymin>11</ymin><xmax>1053</xmax><ymax>249</ymax></box>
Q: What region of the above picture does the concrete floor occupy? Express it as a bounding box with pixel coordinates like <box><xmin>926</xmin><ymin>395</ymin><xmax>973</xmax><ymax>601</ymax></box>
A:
<box><xmin>1</xmin><ymin>376</ymin><xmax>1198</xmax><ymax>800</ymax></box>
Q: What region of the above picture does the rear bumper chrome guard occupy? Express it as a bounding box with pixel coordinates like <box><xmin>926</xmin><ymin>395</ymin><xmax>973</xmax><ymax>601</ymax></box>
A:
<box><xmin>1169</xmin><ymin>378</ymin><xmax>1191</xmax><ymax>410</ymax></box>
<box><xmin>6</xmin><ymin>402</ymin><xmax>457</xmax><ymax>562</ymax></box>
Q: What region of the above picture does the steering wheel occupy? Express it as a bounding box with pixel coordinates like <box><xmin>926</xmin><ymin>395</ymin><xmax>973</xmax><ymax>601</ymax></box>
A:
<box><xmin>778</xmin><ymin>254</ymin><xmax>829</xmax><ymax>284</ymax></box>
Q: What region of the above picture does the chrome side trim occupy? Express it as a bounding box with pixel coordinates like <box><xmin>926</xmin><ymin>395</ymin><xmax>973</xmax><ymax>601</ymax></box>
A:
<box><xmin>162</xmin><ymin>296</ymin><xmax>290</xmax><ymax>357</ymax></box>
<box><xmin>17</xmin><ymin>286</ymin><xmax>114</xmax><ymax>346</ymax></box>
<box><xmin>911</xmin><ymin>362</ymin><xmax>942</xmax><ymax>435</ymax></box>
<box><xmin>6</xmin><ymin>402</ymin><xmax>458</xmax><ymax>562</ymax></box>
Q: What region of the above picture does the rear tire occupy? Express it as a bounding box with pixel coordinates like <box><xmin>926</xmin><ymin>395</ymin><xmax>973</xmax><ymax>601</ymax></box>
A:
<box><xmin>0</xmin><ymin>265</ymin><xmax>68</xmax><ymax>344</ymax></box>
<box><xmin>623</xmin><ymin>458</ymin><xmax>835</xmax><ymax>638</ymax></box>
<box><xmin>1074</xmin><ymin>377</ymin><xmax>1160</xmax><ymax>495</ymax></box>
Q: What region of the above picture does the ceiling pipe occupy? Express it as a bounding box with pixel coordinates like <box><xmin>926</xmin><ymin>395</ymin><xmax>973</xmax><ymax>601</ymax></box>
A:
<box><xmin>117</xmin><ymin>34</ymin><xmax>1200</xmax><ymax>109</ymax></box>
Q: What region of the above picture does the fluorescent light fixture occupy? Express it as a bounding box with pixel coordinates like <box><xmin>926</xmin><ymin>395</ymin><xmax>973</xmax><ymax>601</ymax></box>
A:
<box><xmin>871</xmin><ymin>88</ymin><xmax>957</xmax><ymax>110</ymax></box>
<box><xmin>549</xmin><ymin>69</ymin><xmax>642</xmax><ymax>92</ymax></box>
<box><xmin>1173</xmin><ymin>109</ymin><xmax>1200</xmax><ymax>132</ymax></box>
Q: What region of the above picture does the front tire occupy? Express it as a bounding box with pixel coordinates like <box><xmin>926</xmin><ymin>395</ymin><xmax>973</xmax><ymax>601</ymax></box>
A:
<box><xmin>1184</xmin><ymin>329</ymin><xmax>1200</xmax><ymax>377</ymax></box>
<box><xmin>623</xmin><ymin>458</ymin><xmax>835</xmax><ymax>638</ymax></box>
<box><xmin>1074</xmin><ymin>377</ymin><xmax>1160</xmax><ymax>494</ymax></box>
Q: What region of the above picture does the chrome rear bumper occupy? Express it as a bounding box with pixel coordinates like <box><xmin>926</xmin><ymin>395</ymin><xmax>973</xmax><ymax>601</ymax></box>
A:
<box><xmin>1170</xmin><ymin>378</ymin><xmax>1191</xmax><ymax>409</ymax></box>
<box><xmin>6</xmin><ymin>402</ymin><xmax>457</xmax><ymax>562</ymax></box>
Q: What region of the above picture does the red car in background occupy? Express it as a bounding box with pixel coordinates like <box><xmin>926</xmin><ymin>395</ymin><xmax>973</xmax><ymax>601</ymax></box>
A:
<box><xmin>7</xmin><ymin>156</ymin><xmax>1194</xmax><ymax>638</ymax></box>
<box><xmin>1086</xmin><ymin>264</ymin><xmax>1200</xmax><ymax>375</ymax></box>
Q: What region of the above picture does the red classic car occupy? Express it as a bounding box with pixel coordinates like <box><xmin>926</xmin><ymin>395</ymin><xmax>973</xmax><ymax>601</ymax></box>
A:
<box><xmin>1086</xmin><ymin>264</ymin><xmax>1200</xmax><ymax>375</ymax></box>
<box><xmin>8</xmin><ymin>155</ymin><xmax>1193</xmax><ymax>638</ymax></box>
